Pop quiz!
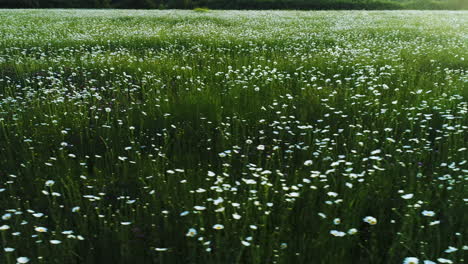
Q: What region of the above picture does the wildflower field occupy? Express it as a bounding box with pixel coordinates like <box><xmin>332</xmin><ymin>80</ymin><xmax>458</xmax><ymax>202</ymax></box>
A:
<box><xmin>0</xmin><ymin>9</ymin><xmax>466</xmax><ymax>264</ymax></box>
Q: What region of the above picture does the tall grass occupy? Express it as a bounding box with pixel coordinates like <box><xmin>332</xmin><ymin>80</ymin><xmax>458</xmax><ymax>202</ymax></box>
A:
<box><xmin>0</xmin><ymin>9</ymin><xmax>466</xmax><ymax>264</ymax></box>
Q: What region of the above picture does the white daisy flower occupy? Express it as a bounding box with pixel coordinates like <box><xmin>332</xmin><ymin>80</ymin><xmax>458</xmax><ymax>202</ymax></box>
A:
<box><xmin>363</xmin><ymin>216</ymin><xmax>377</xmax><ymax>225</ymax></box>
<box><xmin>444</xmin><ymin>246</ymin><xmax>457</xmax><ymax>253</ymax></box>
<box><xmin>232</xmin><ymin>213</ymin><xmax>241</xmax><ymax>220</ymax></box>
<box><xmin>180</xmin><ymin>211</ymin><xmax>190</xmax><ymax>216</ymax></box>
<box><xmin>421</xmin><ymin>210</ymin><xmax>435</xmax><ymax>217</ymax></box>
<box><xmin>403</xmin><ymin>257</ymin><xmax>419</xmax><ymax>264</ymax></box>
<box><xmin>35</xmin><ymin>226</ymin><xmax>48</xmax><ymax>232</ymax></box>
<box><xmin>401</xmin><ymin>194</ymin><xmax>414</xmax><ymax>199</ymax></box>
<box><xmin>437</xmin><ymin>258</ymin><xmax>453</xmax><ymax>264</ymax></box>
<box><xmin>186</xmin><ymin>228</ymin><xmax>197</xmax><ymax>237</ymax></box>
<box><xmin>45</xmin><ymin>180</ymin><xmax>55</xmax><ymax>187</ymax></box>
<box><xmin>2</xmin><ymin>213</ymin><xmax>12</xmax><ymax>220</ymax></box>
<box><xmin>241</xmin><ymin>240</ymin><xmax>251</xmax><ymax>246</ymax></box>
<box><xmin>347</xmin><ymin>228</ymin><xmax>358</xmax><ymax>235</ymax></box>
<box><xmin>17</xmin><ymin>257</ymin><xmax>30</xmax><ymax>263</ymax></box>
<box><xmin>212</xmin><ymin>224</ymin><xmax>224</xmax><ymax>230</ymax></box>
<box><xmin>330</xmin><ymin>230</ymin><xmax>346</xmax><ymax>237</ymax></box>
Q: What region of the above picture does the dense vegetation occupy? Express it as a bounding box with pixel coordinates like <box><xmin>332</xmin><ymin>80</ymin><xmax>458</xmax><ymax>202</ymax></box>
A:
<box><xmin>0</xmin><ymin>9</ymin><xmax>467</xmax><ymax>264</ymax></box>
<box><xmin>0</xmin><ymin>0</ymin><xmax>467</xmax><ymax>9</ymax></box>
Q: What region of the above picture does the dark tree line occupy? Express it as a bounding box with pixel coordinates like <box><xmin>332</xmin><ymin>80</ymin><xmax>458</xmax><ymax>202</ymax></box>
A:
<box><xmin>0</xmin><ymin>0</ymin><xmax>110</xmax><ymax>8</ymax></box>
<box><xmin>0</xmin><ymin>0</ymin><xmax>466</xmax><ymax>9</ymax></box>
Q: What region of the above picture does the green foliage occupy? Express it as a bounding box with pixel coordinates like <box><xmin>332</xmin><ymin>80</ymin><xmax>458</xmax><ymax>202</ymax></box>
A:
<box><xmin>0</xmin><ymin>0</ymin><xmax>466</xmax><ymax>9</ymax></box>
<box><xmin>193</xmin><ymin>7</ymin><xmax>210</xmax><ymax>12</ymax></box>
<box><xmin>405</xmin><ymin>0</ymin><xmax>468</xmax><ymax>9</ymax></box>
<box><xmin>405</xmin><ymin>0</ymin><xmax>444</xmax><ymax>9</ymax></box>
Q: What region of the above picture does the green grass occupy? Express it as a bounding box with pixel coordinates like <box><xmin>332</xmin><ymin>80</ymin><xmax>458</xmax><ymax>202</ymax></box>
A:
<box><xmin>193</xmin><ymin>7</ymin><xmax>210</xmax><ymax>12</ymax></box>
<box><xmin>0</xmin><ymin>9</ymin><xmax>467</xmax><ymax>264</ymax></box>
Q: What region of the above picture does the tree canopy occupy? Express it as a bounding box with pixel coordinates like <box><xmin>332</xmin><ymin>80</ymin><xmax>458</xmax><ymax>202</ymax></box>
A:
<box><xmin>0</xmin><ymin>0</ymin><xmax>466</xmax><ymax>10</ymax></box>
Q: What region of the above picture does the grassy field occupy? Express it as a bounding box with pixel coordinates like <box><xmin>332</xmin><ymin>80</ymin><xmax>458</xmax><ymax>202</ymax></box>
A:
<box><xmin>0</xmin><ymin>9</ymin><xmax>467</xmax><ymax>264</ymax></box>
